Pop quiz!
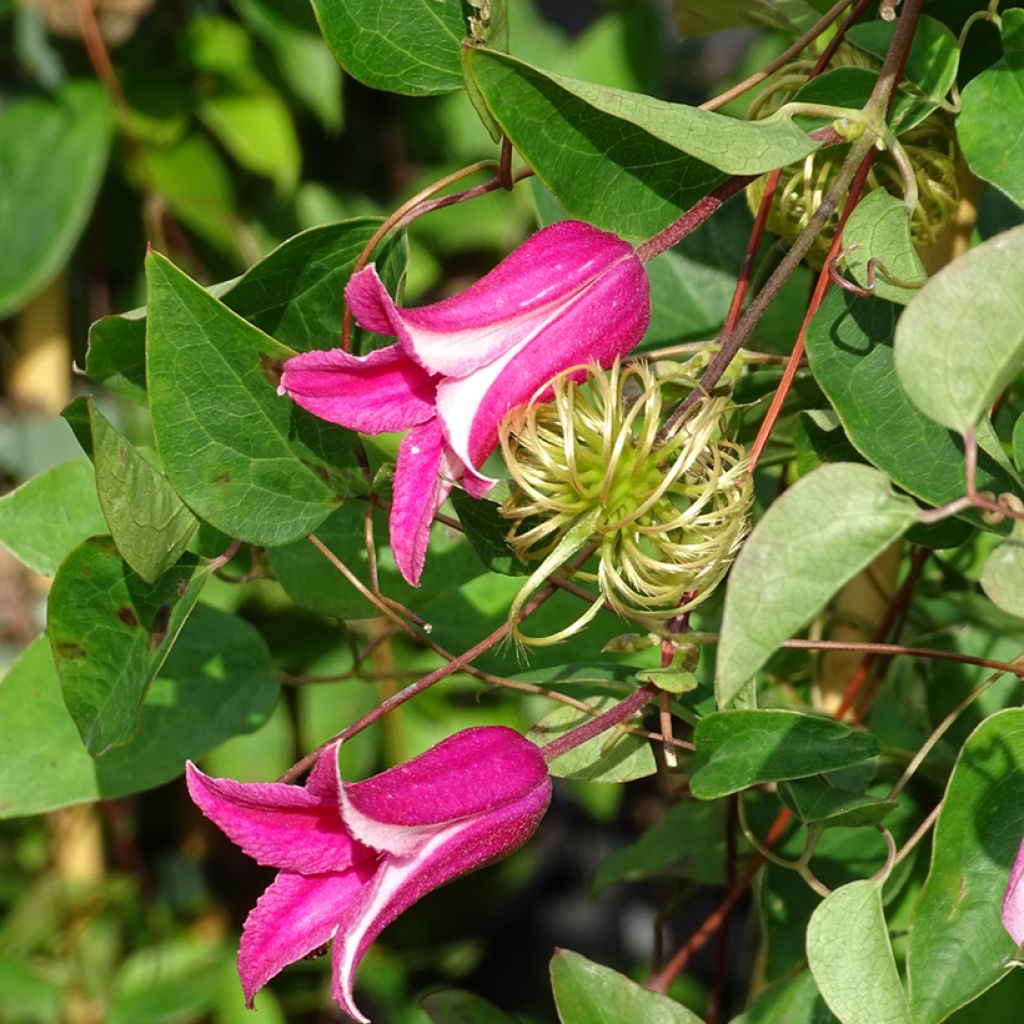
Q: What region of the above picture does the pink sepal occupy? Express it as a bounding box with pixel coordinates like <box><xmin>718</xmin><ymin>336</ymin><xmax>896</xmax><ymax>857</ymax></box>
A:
<box><xmin>1003</xmin><ymin>835</ymin><xmax>1024</xmax><ymax>944</ymax></box>
<box><xmin>345</xmin><ymin>222</ymin><xmax>636</xmax><ymax>378</ymax></box>
<box><xmin>185</xmin><ymin>762</ymin><xmax>364</xmax><ymax>875</ymax></box>
<box><xmin>280</xmin><ymin>344</ymin><xmax>437</xmax><ymax>434</ymax></box>
<box><xmin>331</xmin><ymin>772</ymin><xmax>551</xmax><ymax>1022</ymax></box>
<box><xmin>338</xmin><ymin>726</ymin><xmax>551</xmax><ymax>855</ymax></box>
<box><xmin>239</xmin><ymin>867</ymin><xmax>376</xmax><ymax>1007</ymax></box>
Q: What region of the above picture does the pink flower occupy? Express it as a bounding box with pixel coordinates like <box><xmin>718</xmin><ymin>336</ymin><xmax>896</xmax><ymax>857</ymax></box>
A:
<box><xmin>280</xmin><ymin>220</ymin><xmax>651</xmax><ymax>585</ymax></box>
<box><xmin>1003</xmin><ymin>835</ymin><xmax>1024</xmax><ymax>944</ymax></box>
<box><xmin>186</xmin><ymin>726</ymin><xmax>551</xmax><ymax>1022</ymax></box>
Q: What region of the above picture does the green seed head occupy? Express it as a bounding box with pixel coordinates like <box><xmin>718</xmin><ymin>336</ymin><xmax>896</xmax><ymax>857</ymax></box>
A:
<box><xmin>499</xmin><ymin>359</ymin><xmax>752</xmax><ymax>634</ymax></box>
<box><xmin>745</xmin><ymin>43</ymin><xmax>960</xmax><ymax>265</ymax></box>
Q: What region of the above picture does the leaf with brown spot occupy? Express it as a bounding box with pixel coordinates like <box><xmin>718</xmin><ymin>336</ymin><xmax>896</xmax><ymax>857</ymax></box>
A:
<box><xmin>47</xmin><ymin>537</ymin><xmax>206</xmax><ymax>755</ymax></box>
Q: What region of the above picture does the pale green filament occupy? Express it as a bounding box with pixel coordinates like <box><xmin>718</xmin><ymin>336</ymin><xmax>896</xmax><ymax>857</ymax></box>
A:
<box><xmin>499</xmin><ymin>360</ymin><xmax>753</xmax><ymax>645</ymax></box>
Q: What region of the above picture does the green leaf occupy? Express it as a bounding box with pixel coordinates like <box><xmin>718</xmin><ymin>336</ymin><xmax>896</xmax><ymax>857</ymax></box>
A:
<box><xmin>842</xmin><ymin>189</ymin><xmax>927</xmax><ymax>305</ymax></box>
<box><xmin>146</xmin><ymin>252</ymin><xmax>363</xmax><ymax>546</ymax></box>
<box><xmin>846</xmin><ymin>15</ymin><xmax>959</xmax><ymax>110</ymax></box>
<box><xmin>47</xmin><ymin>538</ymin><xmax>206</xmax><ymax>755</ymax></box>
<box><xmin>450</xmin><ymin>490</ymin><xmax>530</xmax><ymax>576</ymax></box>
<box><xmin>0</xmin><ymin>609</ymin><xmax>278</xmax><ymax>818</ymax></box>
<box><xmin>0</xmin><ymin>79</ymin><xmax>113</xmax><ymax>317</ymax></box>
<box><xmin>907</xmin><ymin>709</ymin><xmax>1024</xmax><ymax>1022</ymax></box>
<box><xmin>198</xmin><ymin>88</ymin><xmax>301</xmax><ymax>194</ymax></box>
<box><xmin>716</xmin><ymin>464</ymin><xmax>919</xmax><ymax>704</ymax></box>
<box><xmin>780</xmin><ymin>778</ymin><xmax>897</xmax><ymax>829</ymax></box>
<box><xmin>309</xmin><ymin>0</ymin><xmax>466</xmax><ymax>96</ymax></box>
<box><xmin>62</xmin><ymin>397</ymin><xmax>198</xmax><ymax>583</ymax></box>
<box><xmin>87</xmin><ymin>219</ymin><xmax>401</xmax><ymax>399</ymax></box>
<box><xmin>420</xmin><ymin>990</ymin><xmax>521</xmax><ymax>1024</ymax></box>
<box><xmin>729</xmin><ymin>971</ymin><xmax>831</xmax><ymax>1024</ymax></box>
<box><xmin>894</xmin><ymin>225</ymin><xmax>1024</xmax><ymax>433</ymax></box>
<box><xmin>550</xmin><ymin>949</ymin><xmax>704</xmax><ymax>1024</ymax></box>
<box><xmin>136</xmin><ymin>133</ymin><xmax>241</xmax><ymax>258</ymax></box>
<box><xmin>0</xmin><ymin>458</ymin><xmax>105</xmax><ymax>575</ymax></box>
<box><xmin>466</xmin><ymin>47</ymin><xmax>822</xmax><ymax>237</ymax></box>
<box><xmin>592</xmin><ymin>799</ymin><xmax>726</xmax><ymax>891</ymax></box>
<box><xmin>690</xmin><ymin>710</ymin><xmax>880</xmax><ymax>800</ymax></box>
<box><xmin>957</xmin><ymin>10</ymin><xmax>1024</xmax><ymax>210</ymax></box>
<box><xmin>981</xmin><ymin>524</ymin><xmax>1024</xmax><ymax>619</ymax></box>
<box><xmin>807</xmin><ymin>879</ymin><xmax>911</xmax><ymax>1024</ymax></box>
<box><xmin>233</xmin><ymin>0</ymin><xmax>343</xmax><ymax>130</ymax></box>
<box><xmin>672</xmin><ymin>0</ymin><xmax>824</xmax><ymax>37</ymax></box>
<box><xmin>529</xmin><ymin>695</ymin><xmax>656</xmax><ymax>783</ymax></box>
<box><xmin>805</xmin><ymin>290</ymin><xmax>1019</xmax><ymax>521</ymax></box>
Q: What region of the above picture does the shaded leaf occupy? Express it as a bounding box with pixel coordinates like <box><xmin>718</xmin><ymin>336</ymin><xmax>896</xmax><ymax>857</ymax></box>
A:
<box><xmin>592</xmin><ymin>799</ymin><xmax>726</xmax><ymax>891</ymax></box>
<box><xmin>957</xmin><ymin>10</ymin><xmax>1024</xmax><ymax>210</ymax></box>
<box><xmin>47</xmin><ymin>538</ymin><xmax>206</xmax><ymax>755</ymax></box>
<box><xmin>981</xmin><ymin>524</ymin><xmax>1024</xmax><ymax>619</ymax></box>
<box><xmin>716</xmin><ymin>464</ymin><xmax>918</xmax><ymax>704</ymax></box>
<box><xmin>450</xmin><ymin>490</ymin><xmax>530</xmax><ymax>576</ymax></box>
<box><xmin>420</xmin><ymin>990</ymin><xmax>521</xmax><ymax>1024</ymax></box>
<box><xmin>908</xmin><ymin>709</ymin><xmax>1024</xmax><ymax>1022</ymax></box>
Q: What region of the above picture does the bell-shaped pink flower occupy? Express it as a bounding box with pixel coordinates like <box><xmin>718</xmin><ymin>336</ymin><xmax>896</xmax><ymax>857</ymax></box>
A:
<box><xmin>186</xmin><ymin>726</ymin><xmax>551</xmax><ymax>1022</ymax></box>
<box><xmin>1003</xmin><ymin>835</ymin><xmax>1024</xmax><ymax>944</ymax></box>
<box><xmin>280</xmin><ymin>220</ymin><xmax>651</xmax><ymax>585</ymax></box>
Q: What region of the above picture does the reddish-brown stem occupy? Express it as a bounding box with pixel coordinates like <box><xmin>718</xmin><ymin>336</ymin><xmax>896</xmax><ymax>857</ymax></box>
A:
<box><xmin>719</xmin><ymin>0</ymin><xmax>873</xmax><ymax>336</ymax></box>
<box><xmin>636</xmin><ymin>176</ymin><xmax>755</xmax><ymax>263</ymax></box>
<box><xmin>72</xmin><ymin>0</ymin><xmax>127</xmax><ymax>109</ymax></box>
<box><xmin>647</xmin><ymin>808</ymin><xmax>793</xmax><ymax>992</ymax></box>
<box><xmin>699</xmin><ymin>0</ymin><xmax>858</xmax><ymax>113</ymax></box>
<box><xmin>748</xmin><ymin>146</ymin><xmax>877</xmax><ymax>470</ymax></box>
<box><xmin>540</xmin><ymin>684</ymin><xmax>658</xmax><ymax>762</ymax></box>
<box><xmin>837</xmin><ymin>547</ymin><xmax>929</xmax><ymax>720</ymax></box>
<box><xmin>723</xmin><ymin>168</ymin><xmax>781</xmax><ymax>334</ymax></box>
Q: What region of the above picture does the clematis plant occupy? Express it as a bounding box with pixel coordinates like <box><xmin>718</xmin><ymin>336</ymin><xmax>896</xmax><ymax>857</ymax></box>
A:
<box><xmin>280</xmin><ymin>219</ymin><xmax>651</xmax><ymax>585</ymax></box>
<box><xmin>186</xmin><ymin>726</ymin><xmax>551</xmax><ymax>1023</ymax></box>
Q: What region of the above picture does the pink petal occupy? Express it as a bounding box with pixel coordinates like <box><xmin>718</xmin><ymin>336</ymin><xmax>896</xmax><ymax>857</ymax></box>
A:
<box><xmin>436</xmin><ymin>255</ymin><xmax>650</xmax><ymax>469</ymax></box>
<box><xmin>186</xmin><ymin>762</ymin><xmax>367</xmax><ymax>875</ymax></box>
<box><xmin>330</xmin><ymin>780</ymin><xmax>551</xmax><ymax>1023</ymax></box>
<box><xmin>239</xmin><ymin>867</ymin><xmax>377</xmax><ymax>1007</ymax></box>
<box><xmin>339</xmin><ymin>727</ymin><xmax>549</xmax><ymax>856</ymax></box>
<box><xmin>1003</xmin><ymin>835</ymin><xmax>1024</xmax><ymax>944</ymax></box>
<box><xmin>280</xmin><ymin>344</ymin><xmax>437</xmax><ymax>434</ymax></box>
<box><xmin>389</xmin><ymin>418</ymin><xmax>459</xmax><ymax>587</ymax></box>
<box><xmin>345</xmin><ymin>222</ymin><xmax>637</xmax><ymax>378</ymax></box>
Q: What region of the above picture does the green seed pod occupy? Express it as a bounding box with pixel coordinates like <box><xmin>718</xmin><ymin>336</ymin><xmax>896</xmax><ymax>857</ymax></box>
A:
<box><xmin>745</xmin><ymin>43</ymin><xmax>960</xmax><ymax>265</ymax></box>
<box><xmin>499</xmin><ymin>359</ymin><xmax>752</xmax><ymax>645</ymax></box>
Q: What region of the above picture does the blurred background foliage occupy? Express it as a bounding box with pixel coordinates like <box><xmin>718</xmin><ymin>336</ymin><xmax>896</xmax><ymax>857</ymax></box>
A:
<box><xmin>3</xmin><ymin>2</ymin><xmax>1024</xmax><ymax>1023</ymax></box>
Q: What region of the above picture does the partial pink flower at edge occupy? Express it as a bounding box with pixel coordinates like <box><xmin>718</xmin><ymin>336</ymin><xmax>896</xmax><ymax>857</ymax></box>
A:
<box><xmin>186</xmin><ymin>726</ymin><xmax>552</xmax><ymax>1023</ymax></box>
<box><xmin>280</xmin><ymin>220</ymin><xmax>651</xmax><ymax>585</ymax></box>
<box><xmin>1002</xmin><ymin>834</ymin><xmax>1024</xmax><ymax>944</ymax></box>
